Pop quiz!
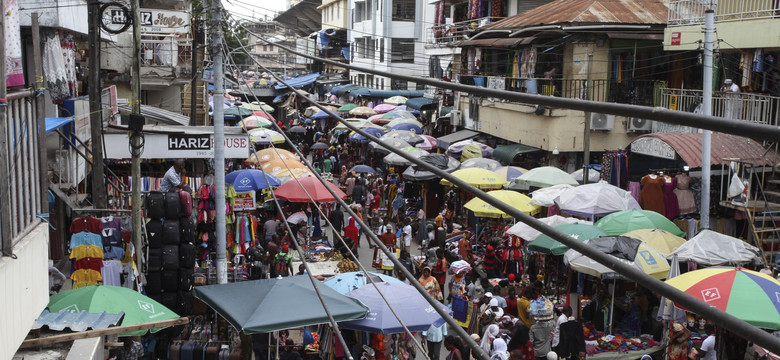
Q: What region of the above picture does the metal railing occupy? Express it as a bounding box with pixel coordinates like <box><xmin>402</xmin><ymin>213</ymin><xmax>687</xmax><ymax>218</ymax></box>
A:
<box><xmin>668</xmin><ymin>0</ymin><xmax>780</xmax><ymax>26</ymax></box>
<box><xmin>659</xmin><ymin>88</ymin><xmax>780</xmax><ymax>126</ymax></box>
<box><xmin>3</xmin><ymin>91</ymin><xmax>42</xmax><ymax>246</ymax></box>
<box><xmin>459</xmin><ymin>75</ymin><xmax>658</xmax><ymax>106</ymax></box>
<box><xmin>141</xmin><ymin>37</ymin><xmax>192</xmax><ymax>67</ymax></box>
<box><xmin>428</xmin><ymin>17</ymin><xmax>505</xmax><ymax>45</ymax></box>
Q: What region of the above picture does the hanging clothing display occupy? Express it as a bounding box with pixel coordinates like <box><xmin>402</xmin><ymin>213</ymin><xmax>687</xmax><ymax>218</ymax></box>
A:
<box><xmin>600</xmin><ymin>152</ymin><xmax>628</xmax><ymax>188</ymax></box>
<box><xmin>520</xmin><ymin>48</ymin><xmax>537</xmax><ymax>78</ymax></box>
<box><xmin>101</xmin><ymin>260</ymin><xmax>123</xmax><ymax>286</ymax></box>
<box><xmin>42</xmin><ymin>30</ymin><xmax>70</xmax><ymax>100</ymax></box>
<box><xmin>662</xmin><ymin>175</ymin><xmax>680</xmax><ymax>220</ymax></box>
<box><xmin>674</xmin><ymin>174</ymin><xmax>696</xmax><ymax>214</ymax></box>
<box><xmin>638</xmin><ymin>175</ymin><xmax>666</xmax><ymax>216</ymax></box>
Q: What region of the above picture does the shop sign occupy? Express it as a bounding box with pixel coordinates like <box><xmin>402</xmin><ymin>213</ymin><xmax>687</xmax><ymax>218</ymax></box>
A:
<box><xmin>233</xmin><ymin>192</ymin><xmax>256</xmax><ymax>211</ymax></box>
<box><xmin>139</xmin><ymin>9</ymin><xmax>190</xmax><ymax>34</ymax></box>
<box><xmin>104</xmin><ymin>132</ymin><xmax>250</xmax><ymax>159</ymax></box>
<box><xmin>670</xmin><ymin>32</ymin><xmax>681</xmax><ymax>46</ymax></box>
<box><xmin>630</xmin><ymin>137</ymin><xmax>676</xmax><ymax>160</ymax></box>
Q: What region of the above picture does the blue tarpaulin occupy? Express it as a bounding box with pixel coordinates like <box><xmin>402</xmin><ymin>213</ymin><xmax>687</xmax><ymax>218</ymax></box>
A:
<box><xmin>45</xmin><ymin>117</ymin><xmax>73</xmax><ymax>134</ymax></box>
<box><xmin>349</xmin><ymin>89</ymin><xmax>425</xmax><ymax>98</ymax></box>
<box><xmin>274</xmin><ymin>73</ymin><xmax>321</xmax><ymax>90</ymax></box>
<box><xmin>342</xmin><ymin>47</ymin><xmax>350</xmax><ymax>61</ymax></box>
<box><xmin>405</xmin><ymin>97</ymin><xmax>436</xmax><ymax>110</ymax></box>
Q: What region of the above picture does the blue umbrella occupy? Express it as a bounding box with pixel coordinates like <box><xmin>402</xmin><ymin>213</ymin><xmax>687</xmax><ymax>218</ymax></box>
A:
<box><xmin>389</xmin><ymin>123</ymin><xmax>422</xmax><ymax>134</ymax></box>
<box><xmin>225</xmin><ymin>169</ymin><xmax>281</xmax><ymax>192</ymax></box>
<box><xmin>350</xmin><ymin>127</ymin><xmax>385</xmax><ymax>143</ymax></box>
<box><xmin>323</xmin><ymin>272</ymin><xmax>404</xmax><ymax>294</ymax></box>
<box><xmin>350</xmin><ymin>165</ymin><xmax>376</xmax><ymax>174</ymax></box>
<box><xmin>340</xmin><ymin>282</ymin><xmax>450</xmax><ymax>334</ymax></box>
<box><xmin>311</xmin><ymin>110</ymin><xmax>331</xmax><ymax>120</ymax></box>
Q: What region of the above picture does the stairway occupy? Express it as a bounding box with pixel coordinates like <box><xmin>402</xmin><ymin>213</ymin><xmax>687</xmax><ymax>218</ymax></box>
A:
<box><xmin>182</xmin><ymin>45</ymin><xmax>208</xmax><ymax>126</ymax></box>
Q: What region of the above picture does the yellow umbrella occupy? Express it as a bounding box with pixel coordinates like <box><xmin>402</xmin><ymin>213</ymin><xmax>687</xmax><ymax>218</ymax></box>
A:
<box><xmin>246</xmin><ymin>148</ymin><xmax>298</xmax><ymax>165</ymax></box>
<box><xmin>622</xmin><ymin>228</ymin><xmax>687</xmax><ymax>257</ymax></box>
<box><xmin>260</xmin><ymin>158</ymin><xmax>308</xmax><ymax>174</ymax></box>
<box><xmin>247</xmin><ymin>128</ymin><xmax>285</xmax><ymax>144</ymax></box>
<box><xmin>440</xmin><ymin>168</ymin><xmax>508</xmax><ymax>189</ymax></box>
<box><xmin>464</xmin><ymin>190</ymin><xmax>541</xmax><ymax>218</ymax></box>
<box><xmin>272</xmin><ymin>168</ymin><xmax>314</xmax><ymax>183</ymax></box>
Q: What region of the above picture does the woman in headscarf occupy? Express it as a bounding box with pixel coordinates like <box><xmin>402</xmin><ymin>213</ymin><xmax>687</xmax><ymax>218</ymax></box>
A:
<box><xmin>449</xmin><ymin>269</ymin><xmax>467</xmax><ymax>299</ymax></box>
<box><xmin>418</xmin><ymin>267</ymin><xmax>443</xmax><ymax>301</ymax></box>
<box><xmin>491</xmin><ymin>333</ymin><xmax>509</xmax><ymax>360</ymax></box>
<box><xmin>344</xmin><ymin>217</ymin><xmax>360</xmax><ymax>257</ymax></box>
<box><xmin>481</xmin><ymin>324</ymin><xmax>504</xmax><ymax>358</ymax></box>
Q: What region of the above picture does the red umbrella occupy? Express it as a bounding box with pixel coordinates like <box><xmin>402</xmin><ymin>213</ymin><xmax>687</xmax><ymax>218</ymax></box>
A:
<box><xmin>273</xmin><ymin>176</ymin><xmax>346</xmax><ymax>203</ymax></box>
<box><xmin>252</xmin><ymin>110</ymin><xmax>277</xmax><ymax>122</ymax></box>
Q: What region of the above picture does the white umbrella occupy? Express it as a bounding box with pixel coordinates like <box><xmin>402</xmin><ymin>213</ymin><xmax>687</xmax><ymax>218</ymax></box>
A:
<box><xmin>554</xmin><ymin>181</ymin><xmax>641</xmax><ymax>218</ymax></box>
<box><xmin>383</xmin><ymin>147</ymin><xmax>429</xmax><ymax>166</ymax></box>
<box><xmin>287</xmin><ymin>211</ymin><xmax>309</xmax><ymax>224</ymax></box>
<box><xmin>506</xmin><ymin>215</ymin><xmax>592</xmax><ymax>240</ymax></box>
<box><xmin>669</xmin><ymin>229</ymin><xmax>761</xmax><ymax>265</ymax></box>
<box><xmin>571</xmin><ymin>168</ymin><xmax>601</xmax><ymax>184</ymax></box>
<box><xmin>530</xmin><ymin>184</ymin><xmax>576</xmax><ymax>207</ymax></box>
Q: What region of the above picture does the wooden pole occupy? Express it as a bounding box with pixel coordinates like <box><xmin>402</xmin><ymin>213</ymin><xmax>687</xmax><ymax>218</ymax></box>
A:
<box><xmin>19</xmin><ymin>317</ymin><xmax>189</xmax><ymax>348</ymax></box>
<box><xmin>31</xmin><ymin>13</ymin><xmax>48</xmax><ymax>214</ymax></box>
<box><xmin>88</xmin><ymin>0</ymin><xmax>107</xmax><ymax>208</ymax></box>
<box><xmin>0</xmin><ymin>0</ymin><xmax>13</xmax><ymax>255</ymax></box>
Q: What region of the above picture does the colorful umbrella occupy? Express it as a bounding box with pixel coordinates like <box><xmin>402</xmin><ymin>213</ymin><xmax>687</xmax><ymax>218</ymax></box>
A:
<box><xmin>356</xmin><ymin>121</ymin><xmax>385</xmax><ymax>130</ymax></box>
<box><xmin>528</xmin><ymin>223</ymin><xmax>607</xmax><ymax>255</ymax></box>
<box><xmin>554</xmin><ymin>181</ymin><xmax>641</xmax><ymax>218</ymax></box>
<box><xmin>373</xmin><ymin>103</ymin><xmax>398</xmax><ymax>113</ymax></box>
<box><xmin>460</xmin><ymin>158</ymin><xmax>502</xmax><ymax>171</ymax></box>
<box><xmin>260</xmin><ymin>158</ymin><xmax>308</xmax><ymax>174</ymax></box>
<box><xmin>571</xmin><ymin>168</ymin><xmax>601</xmax><ymax>184</ymax></box>
<box><xmin>493</xmin><ymin>166</ymin><xmax>527</xmax><ymax>182</ymax></box>
<box><xmin>506</xmin><ymin>215</ymin><xmax>592</xmax><ymax>240</ymax></box>
<box><xmin>350</xmin><ymin>164</ymin><xmax>376</xmax><ymax>174</ymax></box>
<box><xmin>508</xmin><ymin>166</ymin><xmax>579</xmax><ymax>189</ymax></box>
<box><xmin>415</xmin><ymin>135</ymin><xmax>437</xmax><ymax>151</ymax></box>
<box><xmin>384</xmin><ymin>96</ymin><xmax>409</xmax><ymax>105</ymax></box>
<box><xmin>464</xmin><ymin>190</ymin><xmax>541</xmax><ymax>218</ymax></box>
<box><xmin>381</xmin><ymin>109</ymin><xmax>417</xmax><ymax>120</ymax></box>
<box><xmin>338</xmin><ymin>103</ymin><xmax>358</xmax><ymax>112</ymax></box>
<box><xmin>247</xmin><ymin>148</ymin><xmax>297</xmax><ymax>165</ymax></box>
<box><xmin>310</xmin><ymin>142</ymin><xmax>329</xmax><ymax>151</ymax></box>
<box><xmin>385</xmin><ymin>118</ymin><xmax>423</xmax><ymax>129</ymax></box>
<box><xmin>529</xmin><ymin>184</ymin><xmax>576</xmax><ymax>207</ymax></box>
<box><xmin>250</xmin><ymin>111</ymin><xmax>276</xmax><ymax>122</ymax></box>
<box><xmin>563</xmin><ymin>236</ymin><xmax>670</xmax><ymax>280</ymax></box>
<box><xmin>380</xmin><ymin>130</ymin><xmax>423</xmax><ymax>145</ymax></box>
<box><xmin>595</xmin><ymin>209</ymin><xmax>686</xmax><ymax>237</ymax></box>
<box><xmin>383</xmin><ymin>147</ymin><xmax>429</xmax><ymax>166</ymax></box>
<box><xmin>273</xmin><ymin>176</ymin><xmax>346</xmax><ymax>202</ymax></box>
<box><xmin>248</xmin><ymin>128</ymin><xmax>285</xmax><ymax>145</ymax></box>
<box><xmin>272</xmin><ymin>168</ymin><xmax>314</xmax><ymax>184</ymax></box>
<box><xmin>389</xmin><ymin>123</ymin><xmax>422</xmax><ymax>134</ymax></box>
<box><xmin>286</xmin><ymin>211</ymin><xmax>309</xmax><ymax>224</ymax></box>
<box><xmin>665</xmin><ymin>267</ymin><xmax>780</xmax><ymax>329</ymax></box>
<box><xmin>311</xmin><ymin>110</ymin><xmax>332</xmax><ymax>120</ymax></box>
<box><xmin>225</xmin><ymin>169</ymin><xmax>281</xmax><ymax>192</ymax></box>
<box><xmin>447</xmin><ymin>139</ymin><xmax>493</xmax><ymax>156</ymax></box>
<box><xmin>48</xmin><ymin>284</ymin><xmax>179</xmax><ymax>336</ymax></box>
<box><xmin>323</xmin><ymin>272</ymin><xmax>404</xmax><ymax>294</ymax></box>
<box><xmin>369</xmin><ymin>138</ymin><xmax>413</xmax><ymax>155</ymax></box>
<box><xmin>441</xmin><ymin>168</ymin><xmax>508</xmax><ymax>189</ymax></box>
<box><xmin>449</xmin><ymin>260</ymin><xmax>472</xmax><ymax>275</ymax></box>
<box><xmin>622</xmin><ymin>228</ymin><xmax>687</xmax><ymax>257</ymax></box>
<box><xmin>241</xmin><ymin>101</ymin><xmax>274</xmax><ymax>112</ymax></box>
<box><xmin>349</xmin><ymin>128</ymin><xmax>386</xmax><ymax>143</ymax></box>
<box><xmin>349</xmin><ymin>106</ymin><xmax>377</xmax><ymax>117</ymax></box>
<box><xmin>238</xmin><ymin>116</ymin><xmax>273</xmax><ymax>129</ymax></box>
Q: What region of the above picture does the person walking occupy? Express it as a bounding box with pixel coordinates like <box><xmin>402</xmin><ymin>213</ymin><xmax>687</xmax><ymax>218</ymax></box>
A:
<box><xmin>528</xmin><ymin>297</ymin><xmax>555</xmax><ymax>360</ymax></box>
<box><xmin>422</xmin><ymin>323</ymin><xmax>448</xmax><ymax>360</ymax></box>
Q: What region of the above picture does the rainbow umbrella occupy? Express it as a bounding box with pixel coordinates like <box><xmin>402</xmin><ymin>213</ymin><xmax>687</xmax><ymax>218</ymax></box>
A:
<box><xmin>665</xmin><ymin>267</ymin><xmax>780</xmax><ymax>329</ymax></box>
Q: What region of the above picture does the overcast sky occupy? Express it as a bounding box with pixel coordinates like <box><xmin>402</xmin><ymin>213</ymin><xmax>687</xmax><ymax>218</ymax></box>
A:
<box><xmin>222</xmin><ymin>0</ymin><xmax>288</xmax><ymax>22</ymax></box>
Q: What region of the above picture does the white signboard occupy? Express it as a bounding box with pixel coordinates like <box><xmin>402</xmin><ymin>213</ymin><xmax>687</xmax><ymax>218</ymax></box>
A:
<box><xmin>139</xmin><ymin>9</ymin><xmax>190</xmax><ymax>34</ymax></box>
<box><xmin>104</xmin><ymin>132</ymin><xmax>251</xmax><ymax>159</ymax></box>
<box><xmin>630</xmin><ymin>137</ymin><xmax>677</xmax><ymax>160</ymax></box>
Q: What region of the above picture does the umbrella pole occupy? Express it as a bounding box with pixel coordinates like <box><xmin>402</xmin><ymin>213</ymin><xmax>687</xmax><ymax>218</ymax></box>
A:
<box><xmin>275</xmin><ymin>331</ymin><xmax>279</xmax><ymax>360</ymax></box>
<box><xmin>609</xmin><ymin>279</ymin><xmax>616</xmax><ymax>334</ymax></box>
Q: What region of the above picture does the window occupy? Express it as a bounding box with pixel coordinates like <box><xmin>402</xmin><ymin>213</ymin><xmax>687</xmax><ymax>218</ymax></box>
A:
<box><xmin>355</xmin><ymin>2</ymin><xmax>365</xmax><ymax>22</ymax></box>
<box><xmin>365</xmin><ymin>0</ymin><xmax>372</xmax><ymax>20</ymax></box>
<box><xmin>263</xmin><ymin>45</ymin><xmax>267</xmax><ymax>51</ymax></box>
<box><xmin>392</xmin><ymin>0</ymin><xmax>415</xmax><ymax>21</ymax></box>
<box><xmin>379</xmin><ymin>39</ymin><xmax>384</xmax><ymax>62</ymax></box>
<box><xmin>358</xmin><ymin>74</ymin><xmax>365</xmax><ymax>87</ymax></box>
<box><xmin>391</xmin><ymin>79</ymin><xmax>408</xmax><ymax>90</ymax></box>
<box><xmin>391</xmin><ymin>38</ymin><xmax>414</xmax><ymax>63</ymax></box>
<box><xmin>330</xmin><ymin>6</ymin><xmax>334</xmax><ymax>22</ymax></box>
<box><xmin>381</xmin><ymin>78</ymin><xmax>385</xmax><ymax>89</ymax></box>
<box><xmin>269</xmin><ymin>45</ymin><xmax>274</xmax><ymax>52</ymax></box>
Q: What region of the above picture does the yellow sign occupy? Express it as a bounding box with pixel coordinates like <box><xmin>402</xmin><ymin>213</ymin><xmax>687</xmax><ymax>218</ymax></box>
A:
<box><xmin>233</xmin><ymin>192</ymin><xmax>256</xmax><ymax>211</ymax></box>
<box><xmin>669</xmin><ymin>94</ymin><xmax>678</xmax><ymax>110</ymax></box>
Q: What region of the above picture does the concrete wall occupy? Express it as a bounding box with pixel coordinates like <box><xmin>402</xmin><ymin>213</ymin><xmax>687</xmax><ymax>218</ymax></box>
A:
<box><xmin>1</xmin><ymin>223</ymin><xmax>50</xmax><ymax>359</ymax></box>
<box><xmin>322</xmin><ymin>0</ymin><xmax>348</xmax><ymax>29</ymax></box>
<box><xmin>145</xmin><ymin>85</ymin><xmax>183</xmax><ymax>113</ymax></box>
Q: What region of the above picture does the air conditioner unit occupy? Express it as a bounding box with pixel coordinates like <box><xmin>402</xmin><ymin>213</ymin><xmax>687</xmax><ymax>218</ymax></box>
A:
<box><xmin>450</xmin><ymin>110</ymin><xmax>462</xmax><ymax>126</ymax></box>
<box><xmin>627</xmin><ymin>117</ymin><xmax>653</xmax><ymax>132</ymax></box>
<box><xmin>590</xmin><ymin>113</ymin><xmax>615</xmax><ymax>131</ymax></box>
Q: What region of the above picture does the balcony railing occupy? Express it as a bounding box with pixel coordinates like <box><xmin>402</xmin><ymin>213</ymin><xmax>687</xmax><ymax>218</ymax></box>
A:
<box><xmin>458</xmin><ymin>75</ymin><xmax>659</xmax><ymax>106</ymax></box>
<box><xmin>428</xmin><ymin>17</ymin><xmax>505</xmax><ymax>45</ymax></box>
<box><xmin>668</xmin><ymin>0</ymin><xmax>780</xmax><ymax>26</ymax></box>
<box><xmin>141</xmin><ymin>37</ymin><xmax>192</xmax><ymax>67</ymax></box>
<box><xmin>659</xmin><ymin>88</ymin><xmax>780</xmax><ymax>126</ymax></box>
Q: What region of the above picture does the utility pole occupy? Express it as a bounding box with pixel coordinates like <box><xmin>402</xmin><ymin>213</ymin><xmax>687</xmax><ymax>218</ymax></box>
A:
<box><xmin>211</xmin><ymin>0</ymin><xmax>227</xmax><ymax>284</ymax></box>
<box><xmin>701</xmin><ymin>9</ymin><xmax>714</xmax><ymax>229</ymax></box>
<box><xmin>583</xmin><ymin>50</ymin><xmax>593</xmax><ymax>184</ymax></box>
<box><xmin>88</xmin><ymin>1</ymin><xmax>107</xmax><ymax>208</ymax></box>
<box><xmin>0</xmin><ymin>0</ymin><xmax>12</xmax><ymax>255</ymax></box>
<box><xmin>32</xmin><ymin>13</ymin><xmax>48</xmax><ymax>213</ymax></box>
<box><xmin>190</xmin><ymin>17</ymin><xmax>199</xmax><ymax>125</ymax></box>
<box><xmin>130</xmin><ymin>0</ymin><xmax>144</xmax><ymax>276</ymax></box>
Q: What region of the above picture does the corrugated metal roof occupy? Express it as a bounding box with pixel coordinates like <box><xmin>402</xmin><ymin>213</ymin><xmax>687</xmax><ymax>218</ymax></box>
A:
<box><xmin>118</xmin><ymin>104</ymin><xmax>189</xmax><ymax>126</ymax></box>
<box><xmin>457</xmin><ymin>36</ymin><xmax>536</xmax><ymax>48</ymax></box>
<box><xmin>630</xmin><ymin>133</ymin><xmax>777</xmax><ymax>168</ymax></box>
<box><xmin>484</xmin><ymin>0</ymin><xmax>669</xmax><ymax>30</ymax></box>
<box><xmin>32</xmin><ymin>309</ymin><xmax>124</xmax><ymax>332</ymax></box>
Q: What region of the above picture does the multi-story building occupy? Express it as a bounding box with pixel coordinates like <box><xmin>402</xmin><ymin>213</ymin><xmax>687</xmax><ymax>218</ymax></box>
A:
<box><xmin>245</xmin><ymin>20</ymin><xmax>307</xmax><ymax>75</ymax></box>
<box><xmin>319</xmin><ymin>0</ymin><xmax>350</xmax><ymax>74</ymax></box>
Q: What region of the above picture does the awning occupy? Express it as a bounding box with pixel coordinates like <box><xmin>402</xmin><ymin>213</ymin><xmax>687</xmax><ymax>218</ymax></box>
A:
<box><xmin>437</xmin><ymin>129</ymin><xmax>480</xmax><ymax>149</ymax></box>
<box><xmin>333</xmin><ymin>84</ymin><xmax>363</xmax><ymax>96</ymax></box>
<box><xmin>458</xmin><ymin>36</ymin><xmax>535</xmax><ymax>48</ymax></box>
<box><xmin>493</xmin><ymin>143</ymin><xmax>541</xmax><ymax>164</ymax></box>
<box><xmin>118</xmin><ymin>104</ymin><xmax>189</xmax><ymax>126</ymax></box>
<box><xmin>274</xmin><ymin>73</ymin><xmax>321</xmax><ymax>90</ymax></box>
<box><xmin>405</xmin><ymin>97</ymin><xmax>436</xmax><ymax>110</ymax></box>
<box><xmin>45</xmin><ymin>117</ymin><xmax>74</xmax><ymax>133</ymax></box>
<box><xmin>628</xmin><ymin>133</ymin><xmax>777</xmax><ymax>168</ymax></box>
<box><xmin>349</xmin><ymin>89</ymin><xmax>426</xmax><ymax>98</ymax></box>
<box><xmin>607</xmin><ymin>32</ymin><xmax>663</xmax><ymax>40</ymax></box>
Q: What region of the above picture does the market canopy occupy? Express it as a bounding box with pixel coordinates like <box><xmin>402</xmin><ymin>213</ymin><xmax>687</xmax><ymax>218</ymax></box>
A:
<box><xmin>669</xmin><ymin>229</ymin><xmax>761</xmax><ymax>265</ymax></box>
<box><xmin>492</xmin><ymin>144</ymin><xmax>540</xmax><ymax>165</ymax></box>
<box><xmin>436</xmin><ymin>129</ymin><xmax>479</xmax><ymax>149</ymax></box>
<box><xmin>273</xmin><ymin>73</ymin><xmax>321</xmax><ymax>90</ymax></box>
<box><xmin>193</xmin><ymin>276</ymin><xmax>369</xmax><ymax>334</ymax></box>
<box><xmin>349</xmin><ymin>88</ymin><xmax>425</xmax><ymax>98</ymax></box>
<box><xmin>564</xmin><ymin>236</ymin><xmax>670</xmax><ymax>280</ymax></box>
<box><xmin>405</xmin><ymin>97</ymin><xmax>436</xmax><ymax>110</ymax></box>
<box><xmin>628</xmin><ymin>133</ymin><xmax>776</xmax><ymax>168</ymax></box>
<box><xmin>45</xmin><ymin>117</ymin><xmax>74</xmax><ymax>134</ymax></box>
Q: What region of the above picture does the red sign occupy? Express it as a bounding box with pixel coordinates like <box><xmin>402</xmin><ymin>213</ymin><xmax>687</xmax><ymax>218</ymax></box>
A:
<box><xmin>671</xmin><ymin>32</ymin><xmax>681</xmax><ymax>46</ymax></box>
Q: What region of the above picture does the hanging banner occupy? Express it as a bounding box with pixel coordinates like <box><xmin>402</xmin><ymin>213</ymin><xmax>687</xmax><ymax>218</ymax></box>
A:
<box><xmin>233</xmin><ymin>192</ymin><xmax>256</xmax><ymax>211</ymax></box>
<box><xmin>5</xmin><ymin>0</ymin><xmax>24</xmax><ymax>87</ymax></box>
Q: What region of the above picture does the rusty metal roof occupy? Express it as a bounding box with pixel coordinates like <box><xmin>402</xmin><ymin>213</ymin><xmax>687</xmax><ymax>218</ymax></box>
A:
<box><xmin>32</xmin><ymin>309</ymin><xmax>125</xmax><ymax>332</ymax></box>
<box><xmin>630</xmin><ymin>133</ymin><xmax>777</xmax><ymax>169</ymax></box>
<box><xmin>484</xmin><ymin>0</ymin><xmax>669</xmax><ymax>30</ymax></box>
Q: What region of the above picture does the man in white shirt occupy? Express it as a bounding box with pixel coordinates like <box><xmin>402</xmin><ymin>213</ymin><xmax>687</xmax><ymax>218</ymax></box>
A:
<box><xmin>402</xmin><ymin>219</ymin><xmax>412</xmax><ymax>252</ymax></box>
<box><xmin>697</xmin><ymin>323</ymin><xmax>717</xmax><ymax>360</ymax></box>
<box><xmin>552</xmin><ymin>305</ymin><xmax>572</xmax><ymax>351</ymax></box>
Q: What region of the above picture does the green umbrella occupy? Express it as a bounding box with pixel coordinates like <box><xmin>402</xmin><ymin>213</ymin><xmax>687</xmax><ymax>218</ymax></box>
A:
<box><xmin>595</xmin><ymin>209</ymin><xmax>686</xmax><ymax>237</ymax></box>
<box><xmin>508</xmin><ymin>166</ymin><xmax>579</xmax><ymax>189</ymax></box>
<box><xmin>48</xmin><ymin>285</ymin><xmax>179</xmax><ymax>336</ymax></box>
<box><xmin>338</xmin><ymin>103</ymin><xmax>358</xmax><ymax>112</ymax></box>
<box><xmin>241</xmin><ymin>101</ymin><xmax>274</xmax><ymax>112</ymax></box>
<box><xmin>224</xmin><ymin>106</ymin><xmax>254</xmax><ymax>117</ymax></box>
<box><xmin>528</xmin><ymin>223</ymin><xmax>608</xmax><ymax>255</ymax></box>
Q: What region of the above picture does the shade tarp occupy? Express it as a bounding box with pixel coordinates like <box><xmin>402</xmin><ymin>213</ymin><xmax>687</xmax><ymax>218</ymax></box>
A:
<box><xmin>349</xmin><ymin>88</ymin><xmax>426</xmax><ymax>98</ymax></box>
<box><xmin>193</xmin><ymin>276</ymin><xmax>369</xmax><ymax>334</ymax></box>
<box><xmin>45</xmin><ymin>117</ymin><xmax>74</xmax><ymax>134</ymax></box>
<box><xmin>405</xmin><ymin>97</ymin><xmax>436</xmax><ymax>110</ymax></box>
<box><xmin>669</xmin><ymin>229</ymin><xmax>761</xmax><ymax>265</ymax></box>
<box><xmin>274</xmin><ymin>73</ymin><xmax>321</xmax><ymax>90</ymax></box>
<box><xmin>436</xmin><ymin>129</ymin><xmax>480</xmax><ymax>149</ymax></box>
<box><xmin>492</xmin><ymin>144</ymin><xmax>540</xmax><ymax>164</ymax></box>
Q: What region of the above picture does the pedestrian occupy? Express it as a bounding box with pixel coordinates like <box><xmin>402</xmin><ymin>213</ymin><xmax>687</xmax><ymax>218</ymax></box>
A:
<box><xmin>272</xmin><ymin>244</ymin><xmax>293</xmax><ymax>277</ymax></box>
<box><xmin>557</xmin><ymin>310</ymin><xmax>586</xmax><ymax>360</ymax></box>
<box><xmin>507</xmin><ymin>323</ymin><xmax>535</xmax><ymax>359</ymax></box>
<box><xmin>552</xmin><ymin>305</ymin><xmax>571</xmax><ymax>353</ymax></box>
<box><xmin>433</xmin><ymin>248</ymin><xmax>448</xmax><ymax>296</ymax></box>
<box><xmin>443</xmin><ymin>335</ymin><xmax>464</xmax><ymax>360</ymax></box>
<box><xmin>344</xmin><ymin>217</ymin><xmax>360</xmax><ymax>254</ymax></box>
<box><xmin>481</xmin><ymin>324</ymin><xmax>508</xmax><ymax>360</ymax></box>
<box><xmin>418</xmin><ymin>266</ymin><xmax>443</xmax><ymax>301</ymax></box>
<box><xmin>668</xmin><ymin>321</ymin><xmax>692</xmax><ymax>360</ymax></box>
<box><xmin>504</xmin><ymin>287</ymin><xmax>519</xmax><ymax>317</ymax></box>
<box><xmin>49</xmin><ymin>260</ymin><xmax>66</xmax><ymax>295</ymax></box>
<box><xmin>329</xmin><ymin>204</ymin><xmax>344</xmax><ymax>234</ymax></box>
<box><xmin>246</xmin><ymin>242</ymin><xmax>266</xmax><ymax>279</ymax></box>
<box><xmin>159</xmin><ymin>159</ymin><xmax>186</xmax><ymax>192</ymax></box>
<box><xmin>379</xmin><ymin>221</ymin><xmax>396</xmax><ymax>247</ymax></box>
<box><xmin>422</xmin><ymin>323</ymin><xmax>448</xmax><ymax>360</ymax></box>
<box><xmin>263</xmin><ymin>214</ymin><xmax>279</xmax><ymax>244</ymax></box>
<box><xmin>517</xmin><ymin>287</ymin><xmax>536</xmax><ymax>328</ymax></box>
<box><xmin>396</xmin><ymin>249</ymin><xmax>415</xmax><ymax>281</ymax></box>
<box><xmin>528</xmin><ymin>297</ymin><xmax>555</xmax><ymax>360</ymax></box>
<box><xmin>402</xmin><ymin>218</ymin><xmax>413</xmax><ymax>253</ymax></box>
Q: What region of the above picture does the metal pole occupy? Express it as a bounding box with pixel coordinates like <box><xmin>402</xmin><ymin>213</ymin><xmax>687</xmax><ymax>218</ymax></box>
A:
<box><xmin>88</xmin><ymin>1</ymin><xmax>107</xmax><ymax>208</ymax></box>
<box><xmin>190</xmin><ymin>16</ymin><xmax>199</xmax><ymax>126</ymax></box>
<box><xmin>31</xmin><ymin>13</ymin><xmax>48</xmax><ymax>214</ymax></box>
<box><xmin>701</xmin><ymin>9</ymin><xmax>715</xmax><ymax>229</ymax></box>
<box><xmin>130</xmin><ymin>0</ymin><xmax>144</xmax><ymax>278</ymax></box>
<box><xmin>211</xmin><ymin>0</ymin><xmax>227</xmax><ymax>284</ymax></box>
<box><xmin>0</xmin><ymin>0</ymin><xmax>11</xmax><ymax>256</ymax></box>
<box><xmin>583</xmin><ymin>50</ymin><xmax>593</xmax><ymax>183</ymax></box>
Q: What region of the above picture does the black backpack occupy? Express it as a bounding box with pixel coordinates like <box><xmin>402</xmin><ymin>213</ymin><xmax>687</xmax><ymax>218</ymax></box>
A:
<box><xmin>273</xmin><ymin>255</ymin><xmax>289</xmax><ymax>277</ymax></box>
